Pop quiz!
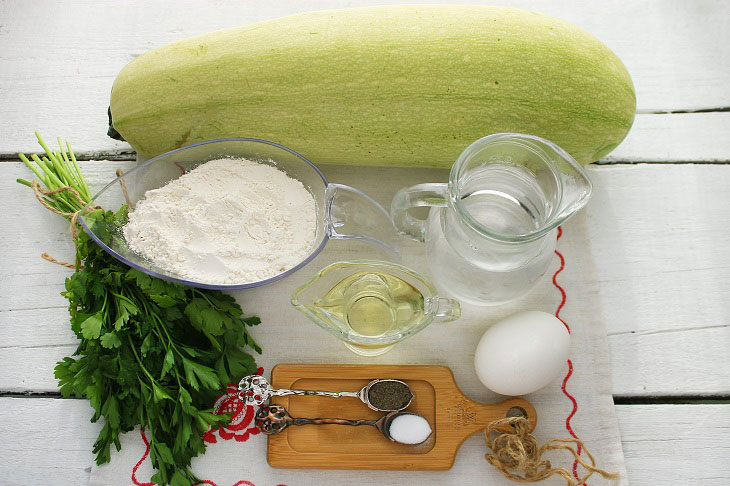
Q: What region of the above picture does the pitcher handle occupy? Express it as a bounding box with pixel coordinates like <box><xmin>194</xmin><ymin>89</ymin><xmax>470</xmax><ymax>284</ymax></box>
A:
<box><xmin>390</xmin><ymin>183</ymin><xmax>449</xmax><ymax>242</ymax></box>
<box><xmin>325</xmin><ymin>183</ymin><xmax>401</xmax><ymax>257</ymax></box>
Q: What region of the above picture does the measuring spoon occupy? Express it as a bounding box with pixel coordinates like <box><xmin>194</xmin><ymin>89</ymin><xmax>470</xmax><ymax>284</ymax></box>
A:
<box><xmin>255</xmin><ymin>404</ymin><xmax>432</xmax><ymax>445</ymax></box>
<box><xmin>238</xmin><ymin>375</ymin><xmax>414</xmax><ymax>412</ymax></box>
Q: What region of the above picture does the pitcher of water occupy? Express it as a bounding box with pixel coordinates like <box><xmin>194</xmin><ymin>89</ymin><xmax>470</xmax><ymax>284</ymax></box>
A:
<box><xmin>391</xmin><ymin>133</ymin><xmax>592</xmax><ymax>305</ymax></box>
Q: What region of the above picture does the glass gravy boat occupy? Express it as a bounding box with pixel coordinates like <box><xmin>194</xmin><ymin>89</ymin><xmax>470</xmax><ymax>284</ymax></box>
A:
<box><xmin>391</xmin><ymin>133</ymin><xmax>592</xmax><ymax>305</ymax></box>
<box><xmin>79</xmin><ymin>138</ymin><xmax>400</xmax><ymax>289</ymax></box>
<box><xmin>292</xmin><ymin>260</ymin><xmax>460</xmax><ymax>356</ymax></box>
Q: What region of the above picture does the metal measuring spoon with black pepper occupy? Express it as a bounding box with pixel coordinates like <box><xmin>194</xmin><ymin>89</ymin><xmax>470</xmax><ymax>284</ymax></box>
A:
<box><xmin>238</xmin><ymin>375</ymin><xmax>414</xmax><ymax>412</ymax></box>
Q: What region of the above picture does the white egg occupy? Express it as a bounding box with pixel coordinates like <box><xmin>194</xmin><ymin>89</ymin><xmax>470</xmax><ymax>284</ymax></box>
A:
<box><xmin>474</xmin><ymin>310</ymin><xmax>570</xmax><ymax>396</ymax></box>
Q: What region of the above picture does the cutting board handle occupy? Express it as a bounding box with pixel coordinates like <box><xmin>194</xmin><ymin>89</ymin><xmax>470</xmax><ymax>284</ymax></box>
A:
<box><xmin>446</xmin><ymin>396</ymin><xmax>537</xmax><ymax>438</ymax></box>
<box><xmin>478</xmin><ymin>397</ymin><xmax>536</xmax><ymax>432</ymax></box>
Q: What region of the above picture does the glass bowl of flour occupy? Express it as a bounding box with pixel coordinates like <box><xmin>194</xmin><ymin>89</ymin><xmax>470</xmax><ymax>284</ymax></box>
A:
<box><xmin>78</xmin><ymin>138</ymin><xmax>400</xmax><ymax>289</ymax></box>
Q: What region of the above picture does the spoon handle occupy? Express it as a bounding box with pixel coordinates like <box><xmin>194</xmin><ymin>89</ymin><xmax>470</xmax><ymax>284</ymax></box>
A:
<box><xmin>272</xmin><ymin>389</ymin><xmax>359</xmax><ymax>399</ymax></box>
<box><xmin>291</xmin><ymin>417</ymin><xmax>375</xmax><ymax>427</ymax></box>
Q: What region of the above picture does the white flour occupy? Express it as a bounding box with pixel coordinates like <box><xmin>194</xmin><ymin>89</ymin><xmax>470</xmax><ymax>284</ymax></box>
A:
<box><xmin>123</xmin><ymin>158</ymin><xmax>317</xmax><ymax>284</ymax></box>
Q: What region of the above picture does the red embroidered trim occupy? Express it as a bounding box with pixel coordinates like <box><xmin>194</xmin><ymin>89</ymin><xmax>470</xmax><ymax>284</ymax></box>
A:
<box><xmin>562</xmin><ymin>360</ymin><xmax>583</xmax><ymax>482</ymax></box>
<box><xmin>203</xmin><ymin>367</ymin><xmax>264</xmax><ymax>444</ymax></box>
<box><xmin>554</xmin><ymin>226</ymin><xmax>584</xmax><ymax>484</ymax></box>
<box><xmin>134</xmin><ymin>425</ymin><xmax>285</xmax><ymax>486</ymax></box>
<box><xmin>198</xmin><ymin>481</ymin><xmax>258</xmax><ymax>486</ymax></box>
<box><xmin>132</xmin><ymin>368</ymin><xmax>282</xmax><ymax>486</ymax></box>
<box><xmin>132</xmin><ymin>428</ymin><xmax>154</xmax><ymax>486</ymax></box>
<box><xmin>552</xmin><ymin>227</ymin><xmax>569</xmax><ymax>334</ymax></box>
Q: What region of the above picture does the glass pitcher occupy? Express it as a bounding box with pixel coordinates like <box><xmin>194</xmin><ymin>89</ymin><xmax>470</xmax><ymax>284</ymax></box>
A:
<box><xmin>391</xmin><ymin>133</ymin><xmax>592</xmax><ymax>306</ymax></box>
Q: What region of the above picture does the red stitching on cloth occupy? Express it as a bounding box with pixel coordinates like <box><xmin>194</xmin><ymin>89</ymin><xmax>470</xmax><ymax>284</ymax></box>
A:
<box><xmin>561</xmin><ymin>360</ymin><xmax>583</xmax><ymax>482</ymax></box>
<box><xmin>198</xmin><ymin>481</ymin><xmax>258</xmax><ymax>486</ymax></box>
<box><xmin>554</xmin><ymin>226</ymin><xmax>584</xmax><ymax>484</ymax></box>
<box><xmin>132</xmin><ymin>428</ymin><xmax>154</xmax><ymax>486</ymax></box>
<box><xmin>134</xmin><ymin>428</ymin><xmax>284</xmax><ymax>486</ymax></box>
<box><xmin>552</xmin><ymin>226</ymin><xmax>569</xmax><ymax>333</ymax></box>
<box><xmin>204</xmin><ymin>367</ymin><xmax>264</xmax><ymax>444</ymax></box>
<box><xmin>132</xmin><ymin>368</ymin><xmax>281</xmax><ymax>486</ymax></box>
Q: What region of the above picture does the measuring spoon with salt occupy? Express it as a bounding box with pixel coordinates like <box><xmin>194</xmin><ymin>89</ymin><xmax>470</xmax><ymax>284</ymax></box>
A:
<box><xmin>255</xmin><ymin>404</ymin><xmax>433</xmax><ymax>445</ymax></box>
<box><xmin>238</xmin><ymin>375</ymin><xmax>414</xmax><ymax>412</ymax></box>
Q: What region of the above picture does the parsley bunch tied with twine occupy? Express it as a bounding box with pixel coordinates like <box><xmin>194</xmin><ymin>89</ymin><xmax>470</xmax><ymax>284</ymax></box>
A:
<box><xmin>17</xmin><ymin>133</ymin><xmax>263</xmax><ymax>486</ymax></box>
<box><xmin>16</xmin><ymin>132</ymin><xmax>94</xmax><ymax>265</ymax></box>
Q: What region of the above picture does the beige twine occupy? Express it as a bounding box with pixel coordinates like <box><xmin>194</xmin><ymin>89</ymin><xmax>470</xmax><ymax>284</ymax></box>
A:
<box><xmin>41</xmin><ymin>252</ymin><xmax>77</xmax><ymax>269</ymax></box>
<box><xmin>31</xmin><ymin>180</ymin><xmax>98</xmax><ymax>269</ymax></box>
<box><xmin>32</xmin><ymin>167</ymin><xmax>128</xmax><ymax>270</ymax></box>
<box><xmin>484</xmin><ymin>416</ymin><xmax>619</xmax><ymax>485</ymax></box>
<box><xmin>116</xmin><ymin>168</ymin><xmax>132</xmax><ymax>208</ymax></box>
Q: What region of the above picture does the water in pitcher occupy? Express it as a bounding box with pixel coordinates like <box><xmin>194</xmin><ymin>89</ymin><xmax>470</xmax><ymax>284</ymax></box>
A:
<box><xmin>460</xmin><ymin>164</ymin><xmax>548</xmax><ymax>235</ymax></box>
<box><xmin>427</xmin><ymin>164</ymin><xmax>556</xmax><ymax>305</ymax></box>
<box><xmin>391</xmin><ymin>133</ymin><xmax>592</xmax><ymax>305</ymax></box>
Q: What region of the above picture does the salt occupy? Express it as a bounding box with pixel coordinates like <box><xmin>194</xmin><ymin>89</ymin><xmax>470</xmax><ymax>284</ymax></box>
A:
<box><xmin>387</xmin><ymin>413</ymin><xmax>432</xmax><ymax>445</ymax></box>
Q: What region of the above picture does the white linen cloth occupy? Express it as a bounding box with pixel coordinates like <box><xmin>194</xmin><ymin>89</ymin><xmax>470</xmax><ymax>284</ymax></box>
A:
<box><xmin>90</xmin><ymin>165</ymin><xmax>627</xmax><ymax>486</ymax></box>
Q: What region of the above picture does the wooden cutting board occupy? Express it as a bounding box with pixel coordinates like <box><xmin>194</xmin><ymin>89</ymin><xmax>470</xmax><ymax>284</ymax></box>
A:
<box><xmin>267</xmin><ymin>363</ymin><xmax>536</xmax><ymax>470</ymax></box>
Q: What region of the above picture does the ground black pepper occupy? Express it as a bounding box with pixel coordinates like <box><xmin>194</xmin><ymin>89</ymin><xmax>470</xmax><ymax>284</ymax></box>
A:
<box><xmin>367</xmin><ymin>380</ymin><xmax>413</xmax><ymax>411</ymax></box>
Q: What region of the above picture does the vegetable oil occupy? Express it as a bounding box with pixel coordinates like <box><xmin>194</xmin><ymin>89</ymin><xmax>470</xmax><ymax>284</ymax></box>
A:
<box><xmin>310</xmin><ymin>269</ymin><xmax>425</xmax><ymax>338</ymax></box>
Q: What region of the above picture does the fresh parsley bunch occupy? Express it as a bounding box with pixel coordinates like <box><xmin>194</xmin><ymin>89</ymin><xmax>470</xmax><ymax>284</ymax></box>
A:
<box><xmin>18</xmin><ymin>134</ymin><xmax>262</xmax><ymax>486</ymax></box>
<box><xmin>56</xmin><ymin>209</ymin><xmax>261</xmax><ymax>486</ymax></box>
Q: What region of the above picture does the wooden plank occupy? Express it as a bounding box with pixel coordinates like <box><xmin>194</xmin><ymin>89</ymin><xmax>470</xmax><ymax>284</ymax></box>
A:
<box><xmin>1</xmin><ymin>161</ymin><xmax>728</xmax><ymax>396</ymax></box>
<box><xmin>601</xmin><ymin>113</ymin><xmax>730</xmax><ymax>163</ymax></box>
<box><xmin>610</xmin><ymin>327</ymin><xmax>730</xmax><ymax>396</ymax></box>
<box><xmin>1</xmin><ymin>398</ymin><xmax>727</xmax><ymax>485</ymax></box>
<box><xmin>617</xmin><ymin>404</ymin><xmax>730</xmax><ymax>485</ymax></box>
<box><xmin>0</xmin><ymin>0</ymin><xmax>729</xmax><ymax>160</ymax></box>
<box><xmin>0</xmin><ymin>345</ymin><xmax>77</xmax><ymax>393</ymax></box>
<box><xmin>584</xmin><ymin>163</ymin><xmax>730</xmax><ymax>395</ymax></box>
<box><xmin>582</xmin><ymin>164</ymin><xmax>730</xmax><ymax>338</ymax></box>
<box><xmin>0</xmin><ymin>398</ymin><xmax>100</xmax><ymax>486</ymax></box>
<box><xmin>6</xmin><ymin>330</ymin><xmax>726</xmax><ymax>397</ymax></box>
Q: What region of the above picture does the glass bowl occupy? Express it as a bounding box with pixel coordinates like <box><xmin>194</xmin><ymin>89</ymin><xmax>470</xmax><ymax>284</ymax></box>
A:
<box><xmin>78</xmin><ymin>138</ymin><xmax>400</xmax><ymax>290</ymax></box>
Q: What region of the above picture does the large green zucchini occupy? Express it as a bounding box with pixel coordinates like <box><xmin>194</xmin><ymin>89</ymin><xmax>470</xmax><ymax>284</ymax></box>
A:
<box><xmin>109</xmin><ymin>5</ymin><xmax>636</xmax><ymax>165</ymax></box>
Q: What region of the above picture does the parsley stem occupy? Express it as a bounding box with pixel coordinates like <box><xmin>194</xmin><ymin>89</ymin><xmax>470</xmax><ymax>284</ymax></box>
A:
<box><xmin>153</xmin><ymin>314</ymin><xmax>177</xmax><ymax>348</ymax></box>
<box><xmin>66</xmin><ymin>140</ymin><xmax>91</xmax><ymax>200</ymax></box>
<box><xmin>127</xmin><ymin>334</ymin><xmax>156</xmax><ymax>384</ymax></box>
<box><xmin>18</xmin><ymin>153</ymin><xmax>48</xmax><ymax>185</ymax></box>
<box><xmin>17</xmin><ymin>133</ymin><xmax>91</xmax><ymax>216</ymax></box>
<box><xmin>192</xmin><ymin>289</ymin><xmax>215</xmax><ymax>306</ymax></box>
<box><xmin>152</xmin><ymin>326</ymin><xmax>175</xmax><ymax>354</ymax></box>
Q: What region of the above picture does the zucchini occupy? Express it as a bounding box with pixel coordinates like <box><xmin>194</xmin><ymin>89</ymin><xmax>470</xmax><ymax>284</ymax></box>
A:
<box><xmin>109</xmin><ymin>5</ymin><xmax>636</xmax><ymax>165</ymax></box>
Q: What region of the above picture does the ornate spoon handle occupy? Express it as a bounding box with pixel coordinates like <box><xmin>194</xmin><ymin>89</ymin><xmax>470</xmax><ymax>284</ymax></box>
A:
<box><xmin>290</xmin><ymin>417</ymin><xmax>375</xmax><ymax>427</ymax></box>
<box><xmin>272</xmin><ymin>389</ymin><xmax>359</xmax><ymax>399</ymax></box>
<box><xmin>238</xmin><ymin>375</ymin><xmax>363</xmax><ymax>406</ymax></box>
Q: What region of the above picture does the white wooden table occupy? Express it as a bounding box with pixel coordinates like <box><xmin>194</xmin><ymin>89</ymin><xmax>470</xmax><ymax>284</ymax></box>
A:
<box><xmin>1</xmin><ymin>1</ymin><xmax>729</xmax><ymax>485</ymax></box>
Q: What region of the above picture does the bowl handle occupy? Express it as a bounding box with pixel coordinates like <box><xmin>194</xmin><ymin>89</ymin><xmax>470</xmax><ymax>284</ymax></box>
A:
<box><xmin>325</xmin><ymin>183</ymin><xmax>401</xmax><ymax>258</ymax></box>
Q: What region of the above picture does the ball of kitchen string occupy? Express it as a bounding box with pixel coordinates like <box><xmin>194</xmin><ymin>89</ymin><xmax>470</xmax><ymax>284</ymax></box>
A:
<box><xmin>474</xmin><ymin>311</ymin><xmax>570</xmax><ymax>396</ymax></box>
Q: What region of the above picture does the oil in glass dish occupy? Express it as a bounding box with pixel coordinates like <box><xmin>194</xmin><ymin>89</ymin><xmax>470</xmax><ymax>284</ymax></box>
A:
<box><xmin>291</xmin><ymin>260</ymin><xmax>461</xmax><ymax>356</ymax></box>
<box><xmin>310</xmin><ymin>269</ymin><xmax>426</xmax><ymax>338</ymax></box>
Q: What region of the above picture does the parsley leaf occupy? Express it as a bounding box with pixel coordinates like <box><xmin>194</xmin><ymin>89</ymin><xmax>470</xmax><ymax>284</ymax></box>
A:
<box><xmin>80</xmin><ymin>312</ymin><xmax>103</xmax><ymax>339</ymax></box>
<box><xmin>100</xmin><ymin>332</ymin><xmax>122</xmax><ymax>349</ymax></box>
